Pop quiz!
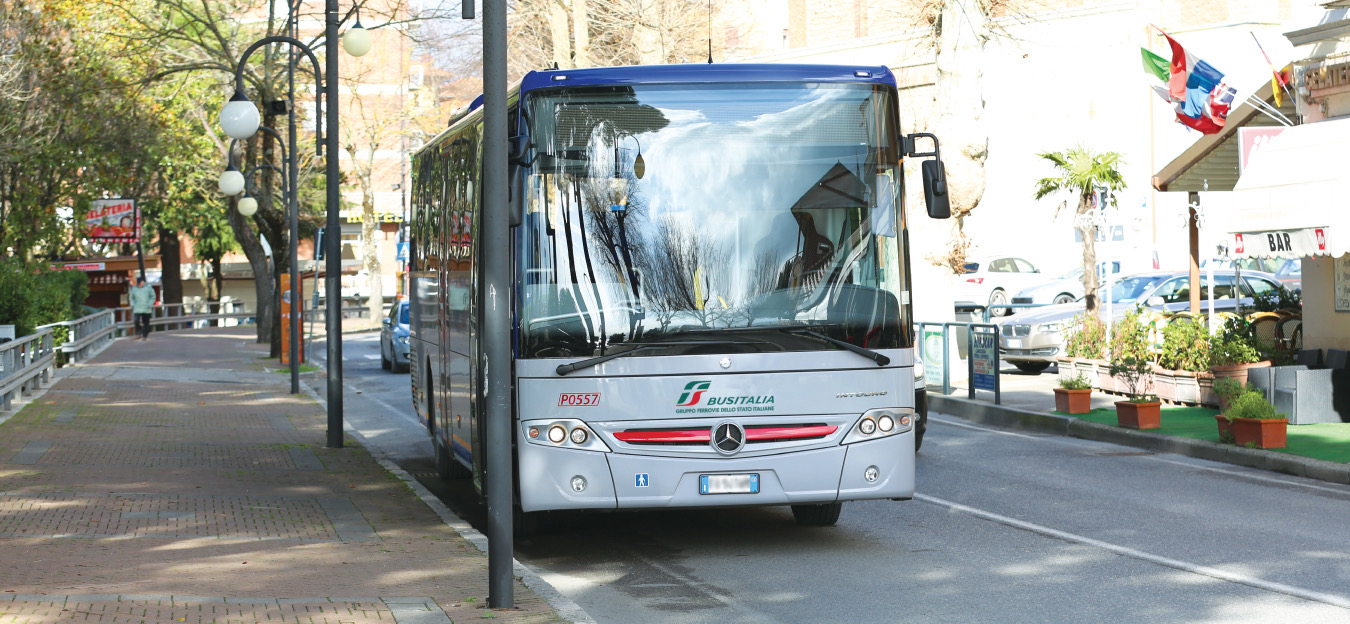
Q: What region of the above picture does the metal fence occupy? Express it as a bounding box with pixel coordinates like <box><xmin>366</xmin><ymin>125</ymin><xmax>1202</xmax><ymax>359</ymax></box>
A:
<box><xmin>0</xmin><ymin>329</ymin><xmax>55</xmax><ymax>411</ymax></box>
<box><xmin>37</xmin><ymin>309</ymin><xmax>118</xmax><ymax>364</ymax></box>
<box><xmin>112</xmin><ymin>301</ymin><xmax>253</xmax><ymax>334</ymax></box>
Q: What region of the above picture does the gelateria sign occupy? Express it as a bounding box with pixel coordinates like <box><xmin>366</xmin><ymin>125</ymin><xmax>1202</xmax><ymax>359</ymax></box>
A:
<box><xmin>1231</xmin><ymin>227</ymin><xmax>1330</xmax><ymax>259</ymax></box>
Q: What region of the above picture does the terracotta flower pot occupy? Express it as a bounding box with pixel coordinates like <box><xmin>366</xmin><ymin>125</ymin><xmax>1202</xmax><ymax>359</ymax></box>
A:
<box><xmin>1115</xmin><ymin>400</ymin><xmax>1162</xmax><ymax>430</ymax></box>
<box><xmin>1209</xmin><ymin>360</ymin><xmax>1272</xmax><ymax>388</ymax></box>
<box><xmin>1231</xmin><ymin>417</ymin><xmax>1288</xmax><ymax>449</ymax></box>
<box><xmin>1215</xmin><ymin>414</ymin><xmax>1234</xmax><ymax>442</ymax></box>
<box><xmin>1054</xmin><ymin>387</ymin><xmax>1092</xmax><ymax>414</ymax></box>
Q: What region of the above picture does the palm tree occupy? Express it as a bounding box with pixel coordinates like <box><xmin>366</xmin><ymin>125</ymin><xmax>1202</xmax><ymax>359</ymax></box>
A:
<box><xmin>1032</xmin><ymin>148</ymin><xmax>1126</xmax><ymax>315</ymax></box>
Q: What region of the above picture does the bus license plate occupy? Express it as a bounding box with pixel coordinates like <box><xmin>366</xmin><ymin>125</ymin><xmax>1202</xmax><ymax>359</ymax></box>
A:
<box><xmin>700</xmin><ymin>474</ymin><xmax>759</xmax><ymax>495</ymax></box>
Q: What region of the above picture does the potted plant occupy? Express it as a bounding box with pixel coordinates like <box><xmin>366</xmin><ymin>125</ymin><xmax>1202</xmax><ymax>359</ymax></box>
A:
<box><xmin>1155</xmin><ymin>318</ymin><xmax>1212</xmax><ymax>405</ymax></box>
<box><xmin>1211</xmin><ymin>377</ymin><xmax>1254</xmax><ymax>414</ymax></box>
<box><xmin>1109</xmin><ymin>356</ymin><xmax>1161</xmax><ymax>429</ymax></box>
<box><xmin>1062</xmin><ymin>313</ymin><xmax>1106</xmax><ymax>386</ymax></box>
<box><xmin>1108</xmin><ymin>307</ymin><xmax>1155</xmax><ymax>398</ymax></box>
<box><xmin>1219</xmin><ymin>389</ymin><xmax>1288</xmax><ymax>449</ymax></box>
<box><xmin>1209</xmin><ymin>316</ymin><xmax>1271</xmax><ymax>388</ymax></box>
<box><xmin>1054</xmin><ymin>373</ymin><xmax>1094</xmax><ymax>414</ymax></box>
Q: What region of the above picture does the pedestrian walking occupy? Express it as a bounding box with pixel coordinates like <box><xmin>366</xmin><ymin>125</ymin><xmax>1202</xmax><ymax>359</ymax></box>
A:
<box><xmin>128</xmin><ymin>276</ymin><xmax>155</xmax><ymax>341</ymax></box>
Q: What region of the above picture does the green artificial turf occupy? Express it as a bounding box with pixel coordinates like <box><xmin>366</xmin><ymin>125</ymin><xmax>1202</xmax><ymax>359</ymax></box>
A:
<box><xmin>1054</xmin><ymin>406</ymin><xmax>1350</xmax><ymax>464</ymax></box>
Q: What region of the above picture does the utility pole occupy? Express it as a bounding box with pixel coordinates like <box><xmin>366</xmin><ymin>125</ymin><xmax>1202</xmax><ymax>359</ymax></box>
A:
<box><xmin>325</xmin><ymin>0</ymin><xmax>345</xmax><ymax>448</ymax></box>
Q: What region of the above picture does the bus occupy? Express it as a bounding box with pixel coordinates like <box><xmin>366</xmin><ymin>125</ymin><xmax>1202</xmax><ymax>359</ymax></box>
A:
<box><xmin>408</xmin><ymin>64</ymin><xmax>949</xmax><ymax>528</ymax></box>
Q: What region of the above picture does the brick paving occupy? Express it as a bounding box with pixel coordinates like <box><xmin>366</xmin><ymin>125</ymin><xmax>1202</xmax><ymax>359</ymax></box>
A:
<box><xmin>0</xmin><ymin>328</ymin><xmax>561</xmax><ymax>623</ymax></box>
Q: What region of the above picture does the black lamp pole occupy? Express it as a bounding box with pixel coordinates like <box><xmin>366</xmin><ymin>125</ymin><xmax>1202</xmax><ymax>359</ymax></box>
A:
<box><xmin>324</xmin><ymin>0</ymin><xmax>345</xmax><ymax>447</ymax></box>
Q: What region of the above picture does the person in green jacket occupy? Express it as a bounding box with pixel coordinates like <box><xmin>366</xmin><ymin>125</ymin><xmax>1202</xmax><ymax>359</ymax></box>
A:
<box><xmin>128</xmin><ymin>277</ymin><xmax>155</xmax><ymax>341</ymax></box>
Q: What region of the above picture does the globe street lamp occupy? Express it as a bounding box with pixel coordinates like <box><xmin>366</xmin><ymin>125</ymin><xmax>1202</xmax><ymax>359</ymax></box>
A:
<box><xmin>221</xmin><ymin>2</ymin><xmax>370</xmax><ymax>447</ymax></box>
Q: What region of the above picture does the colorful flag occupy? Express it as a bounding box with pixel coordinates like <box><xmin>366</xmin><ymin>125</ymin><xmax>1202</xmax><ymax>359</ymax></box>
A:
<box><xmin>1162</xmin><ymin>32</ymin><xmax>1237</xmax><ymax>134</ymax></box>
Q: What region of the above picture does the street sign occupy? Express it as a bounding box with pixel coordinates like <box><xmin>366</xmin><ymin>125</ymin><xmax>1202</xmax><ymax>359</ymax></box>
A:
<box><xmin>922</xmin><ymin>326</ymin><xmax>944</xmax><ymax>389</ymax></box>
<box><xmin>315</xmin><ymin>228</ymin><xmax>325</xmax><ymax>261</ymax></box>
<box><xmin>396</xmin><ymin>241</ymin><xmax>409</xmax><ymax>262</ymax></box>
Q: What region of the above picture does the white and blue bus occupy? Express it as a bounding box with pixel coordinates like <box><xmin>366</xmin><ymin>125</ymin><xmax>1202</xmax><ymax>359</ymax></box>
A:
<box><xmin>408</xmin><ymin>64</ymin><xmax>949</xmax><ymax>528</ymax></box>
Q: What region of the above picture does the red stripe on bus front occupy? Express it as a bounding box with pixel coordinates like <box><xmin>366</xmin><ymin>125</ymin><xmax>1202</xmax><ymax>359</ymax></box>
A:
<box><xmin>745</xmin><ymin>425</ymin><xmax>838</xmax><ymax>440</ymax></box>
<box><xmin>614</xmin><ymin>429</ymin><xmax>711</xmax><ymax>443</ymax></box>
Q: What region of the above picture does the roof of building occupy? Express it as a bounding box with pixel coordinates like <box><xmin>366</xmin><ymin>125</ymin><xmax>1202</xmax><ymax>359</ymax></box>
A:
<box><xmin>1152</xmin><ymin>79</ymin><xmax>1299</xmax><ymax>193</ymax></box>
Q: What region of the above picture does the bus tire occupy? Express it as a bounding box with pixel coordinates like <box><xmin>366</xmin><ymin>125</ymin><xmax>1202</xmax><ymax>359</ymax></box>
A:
<box><xmin>514</xmin><ymin>505</ymin><xmax>543</xmax><ymax>537</ymax></box>
<box><xmin>791</xmin><ymin>502</ymin><xmax>843</xmax><ymax>526</ymax></box>
<box><xmin>434</xmin><ymin>434</ymin><xmax>471</xmax><ymax>480</ymax></box>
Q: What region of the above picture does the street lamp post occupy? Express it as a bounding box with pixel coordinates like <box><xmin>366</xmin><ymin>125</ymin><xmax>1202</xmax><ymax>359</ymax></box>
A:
<box><xmin>219</xmin><ymin>6</ymin><xmax>369</xmax><ymax>446</ymax></box>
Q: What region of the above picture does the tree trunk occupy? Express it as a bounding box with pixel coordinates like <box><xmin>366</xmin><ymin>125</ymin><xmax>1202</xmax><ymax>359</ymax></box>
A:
<box><xmin>933</xmin><ymin>0</ymin><xmax>990</xmax><ymax>272</ymax></box>
<box><xmin>158</xmin><ymin>228</ymin><xmax>183</xmax><ymax>326</ymax></box>
<box><xmin>1078</xmin><ymin>194</ymin><xmax>1099</xmax><ymax>315</ymax></box>
<box><xmin>633</xmin><ymin>0</ymin><xmax>665</xmax><ymax>64</ymax></box>
<box><xmin>550</xmin><ymin>0</ymin><xmax>572</xmax><ymax>69</ymax></box>
<box><xmin>360</xmin><ymin>170</ymin><xmax>383</xmax><ymax>324</ymax></box>
<box><xmin>225</xmin><ymin>197</ymin><xmax>273</xmax><ymax>344</ymax></box>
<box><xmin>209</xmin><ymin>255</ymin><xmax>223</xmax><ymax>327</ymax></box>
<box><xmin>572</xmin><ymin>0</ymin><xmax>590</xmax><ymax>68</ymax></box>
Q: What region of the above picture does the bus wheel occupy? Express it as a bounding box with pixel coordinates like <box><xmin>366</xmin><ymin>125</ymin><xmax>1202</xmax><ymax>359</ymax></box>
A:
<box><xmin>434</xmin><ymin>435</ymin><xmax>470</xmax><ymax>480</ymax></box>
<box><xmin>514</xmin><ymin>505</ymin><xmax>543</xmax><ymax>537</ymax></box>
<box><xmin>791</xmin><ymin>502</ymin><xmax>843</xmax><ymax>526</ymax></box>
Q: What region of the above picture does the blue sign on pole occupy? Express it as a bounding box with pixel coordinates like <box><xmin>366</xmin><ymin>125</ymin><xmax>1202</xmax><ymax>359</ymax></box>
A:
<box><xmin>970</xmin><ymin>328</ymin><xmax>998</xmax><ymax>392</ymax></box>
<box><xmin>396</xmin><ymin>242</ymin><xmax>409</xmax><ymax>262</ymax></box>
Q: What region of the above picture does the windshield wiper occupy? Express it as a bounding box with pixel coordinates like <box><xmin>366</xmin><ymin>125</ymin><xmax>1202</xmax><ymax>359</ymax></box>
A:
<box><xmin>785</xmin><ymin>328</ymin><xmax>890</xmax><ymax>367</ymax></box>
<box><xmin>554</xmin><ymin>340</ymin><xmax>762</xmax><ymax>376</ymax></box>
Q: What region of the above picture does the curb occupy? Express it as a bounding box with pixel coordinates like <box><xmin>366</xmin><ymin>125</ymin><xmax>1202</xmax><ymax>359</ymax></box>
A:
<box><xmin>930</xmin><ymin>394</ymin><xmax>1350</xmax><ymax>486</ymax></box>
<box><xmin>298</xmin><ymin>380</ymin><xmax>595</xmax><ymax>624</ymax></box>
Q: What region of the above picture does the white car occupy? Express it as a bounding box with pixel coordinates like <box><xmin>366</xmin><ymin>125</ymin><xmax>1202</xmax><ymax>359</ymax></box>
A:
<box><xmin>953</xmin><ymin>256</ymin><xmax>1045</xmax><ymax>317</ymax></box>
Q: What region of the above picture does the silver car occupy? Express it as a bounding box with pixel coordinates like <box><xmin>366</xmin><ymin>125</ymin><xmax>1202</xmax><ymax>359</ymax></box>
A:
<box><xmin>997</xmin><ymin>269</ymin><xmax>1283</xmax><ymax>373</ymax></box>
<box><xmin>380</xmin><ymin>299</ymin><xmax>410</xmax><ymax>373</ymax></box>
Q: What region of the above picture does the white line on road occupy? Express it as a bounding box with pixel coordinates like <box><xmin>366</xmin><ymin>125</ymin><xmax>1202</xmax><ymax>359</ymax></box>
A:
<box><xmin>364</xmin><ymin>354</ymin><xmax>379</xmax><ymax>360</ymax></box>
<box><xmin>929</xmin><ymin>414</ymin><xmax>1040</xmax><ymax>439</ymax></box>
<box><xmin>915</xmin><ymin>493</ymin><xmax>1350</xmax><ymax>610</ymax></box>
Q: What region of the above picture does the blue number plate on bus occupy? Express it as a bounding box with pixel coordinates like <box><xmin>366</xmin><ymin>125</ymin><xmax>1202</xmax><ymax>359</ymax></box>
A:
<box><xmin>700</xmin><ymin>473</ymin><xmax>759</xmax><ymax>495</ymax></box>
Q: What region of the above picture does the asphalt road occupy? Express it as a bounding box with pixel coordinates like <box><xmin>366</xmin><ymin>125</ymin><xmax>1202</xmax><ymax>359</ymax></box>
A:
<box><xmin>314</xmin><ymin>332</ymin><xmax>1350</xmax><ymax>623</ymax></box>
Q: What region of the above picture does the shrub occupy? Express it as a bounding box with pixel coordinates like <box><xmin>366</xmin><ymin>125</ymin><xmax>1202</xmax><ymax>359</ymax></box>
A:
<box><xmin>1108</xmin><ymin>356</ymin><xmax>1156</xmax><ymax>402</ymax></box>
<box><xmin>1109</xmin><ymin>307</ymin><xmax>1153</xmax><ymax>364</ymax></box>
<box><xmin>1209</xmin><ymin>316</ymin><xmax>1262</xmax><ymax>367</ymax></box>
<box><xmin>1158</xmin><ymin>318</ymin><xmax>1211</xmax><ymax>371</ymax></box>
<box><xmin>1252</xmin><ymin>286</ymin><xmax>1300</xmax><ymax>313</ymax></box>
<box><xmin>1063</xmin><ymin>314</ymin><xmax>1106</xmax><ymax>359</ymax></box>
<box><xmin>1222</xmin><ymin>390</ymin><xmax>1285</xmax><ymax>422</ymax></box>
<box><xmin>0</xmin><ymin>259</ymin><xmax>89</xmax><ymax>337</ymax></box>
<box><xmin>1212</xmin><ymin>377</ymin><xmax>1254</xmax><ymax>401</ymax></box>
<box><xmin>1058</xmin><ymin>373</ymin><xmax>1092</xmax><ymax>390</ymax></box>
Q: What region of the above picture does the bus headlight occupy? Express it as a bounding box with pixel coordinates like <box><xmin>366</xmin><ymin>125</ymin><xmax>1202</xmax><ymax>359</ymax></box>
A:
<box><xmin>842</xmin><ymin>408</ymin><xmax>915</xmax><ymax>445</ymax></box>
<box><xmin>521</xmin><ymin>419</ymin><xmax>612</xmax><ymax>452</ymax></box>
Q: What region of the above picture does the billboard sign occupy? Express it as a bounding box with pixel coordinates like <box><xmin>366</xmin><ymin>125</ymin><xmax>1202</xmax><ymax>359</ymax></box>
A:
<box><xmin>86</xmin><ymin>199</ymin><xmax>140</xmax><ymax>243</ymax></box>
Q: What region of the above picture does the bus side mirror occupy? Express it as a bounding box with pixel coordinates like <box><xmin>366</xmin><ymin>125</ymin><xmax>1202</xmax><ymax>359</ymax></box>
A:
<box><xmin>905</xmin><ymin>133</ymin><xmax>951</xmax><ymax>220</ymax></box>
<box><xmin>508</xmin><ymin>134</ymin><xmax>532</xmax><ymax>228</ymax></box>
<box><xmin>921</xmin><ymin>160</ymin><xmax>950</xmax><ymax>219</ymax></box>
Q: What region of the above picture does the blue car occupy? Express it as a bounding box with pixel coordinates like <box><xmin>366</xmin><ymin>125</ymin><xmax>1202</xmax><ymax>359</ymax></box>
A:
<box><xmin>380</xmin><ymin>298</ymin><xmax>410</xmax><ymax>373</ymax></box>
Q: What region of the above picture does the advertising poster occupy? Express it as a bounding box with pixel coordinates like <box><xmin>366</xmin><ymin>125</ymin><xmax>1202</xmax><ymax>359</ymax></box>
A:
<box><xmin>922</xmin><ymin>327</ymin><xmax>944</xmax><ymax>388</ymax></box>
<box><xmin>86</xmin><ymin>199</ymin><xmax>139</xmax><ymax>243</ymax></box>
<box><xmin>970</xmin><ymin>328</ymin><xmax>998</xmax><ymax>391</ymax></box>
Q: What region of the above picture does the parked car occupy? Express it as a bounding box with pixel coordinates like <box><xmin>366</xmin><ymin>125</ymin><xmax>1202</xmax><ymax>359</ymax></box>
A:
<box><xmin>997</xmin><ymin>269</ymin><xmax>1283</xmax><ymax>373</ymax></box>
<box><xmin>380</xmin><ymin>298</ymin><xmax>410</xmax><ymax>373</ymax></box>
<box><xmin>954</xmin><ymin>256</ymin><xmax>1045</xmax><ymax>316</ymax></box>
<box><xmin>1202</xmin><ymin>257</ymin><xmax>1302</xmax><ymax>294</ymax></box>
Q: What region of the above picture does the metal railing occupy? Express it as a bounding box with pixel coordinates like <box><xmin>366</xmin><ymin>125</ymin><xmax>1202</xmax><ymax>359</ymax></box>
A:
<box><xmin>112</xmin><ymin>301</ymin><xmax>253</xmax><ymax>334</ymax></box>
<box><xmin>37</xmin><ymin>309</ymin><xmax>117</xmax><ymax>364</ymax></box>
<box><xmin>0</xmin><ymin>329</ymin><xmax>55</xmax><ymax>411</ymax></box>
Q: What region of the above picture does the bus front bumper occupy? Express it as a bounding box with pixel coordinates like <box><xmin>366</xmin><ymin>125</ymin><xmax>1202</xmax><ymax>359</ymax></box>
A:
<box><xmin>518</xmin><ymin>433</ymin><xmax>915</xmax><ymax>512</ymax></box>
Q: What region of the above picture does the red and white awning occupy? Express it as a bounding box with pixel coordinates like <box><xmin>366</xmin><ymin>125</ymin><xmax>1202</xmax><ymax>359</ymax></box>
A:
<box><xmin>1229</xmin><ymin>117</ymin><xmax>1350</xmax><ymax>258</ymax></box>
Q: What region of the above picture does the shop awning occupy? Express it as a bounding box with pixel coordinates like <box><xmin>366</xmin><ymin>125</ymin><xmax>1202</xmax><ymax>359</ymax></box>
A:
<box><xmin>1227</xmin><ymin>116</ymin><xmax>1350</xmax><ymax>258</ymax></box>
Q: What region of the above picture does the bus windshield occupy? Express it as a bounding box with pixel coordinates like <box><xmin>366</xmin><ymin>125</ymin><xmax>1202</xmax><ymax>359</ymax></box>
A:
<box><xmin>517</xmin><ymin>82</ymin><xmax>909</xmax><ymax>359</ymax></box>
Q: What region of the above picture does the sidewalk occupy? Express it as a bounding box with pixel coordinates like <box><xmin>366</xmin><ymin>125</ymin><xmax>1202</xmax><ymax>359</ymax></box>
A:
<box><xmin>0</xmin><ymin>327</ymin><xmax>567</xmax><ymax>623</ymax></box>
<box><xmin>931</xmin><ymin>366</ymin><xmax>1350</xmax><ymax>485</ymax></box>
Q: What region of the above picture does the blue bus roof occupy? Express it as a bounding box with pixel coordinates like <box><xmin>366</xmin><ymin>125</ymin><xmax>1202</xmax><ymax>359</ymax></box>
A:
<box><xmin>466</xmin><ymin>63</ymin><xmax>896</xmax><ymax>113</ymax></box>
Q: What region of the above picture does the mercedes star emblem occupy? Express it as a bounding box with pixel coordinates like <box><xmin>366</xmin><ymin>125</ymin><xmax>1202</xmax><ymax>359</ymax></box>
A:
<box><xmin>712</xmin><ymin>421</ymin><xmax>745</xmax><ymax>455</ymax></box>
<box><xmin>719</xmin><ymin>357</ymin><xmax>732</xmax><ymax>369</ymax></box>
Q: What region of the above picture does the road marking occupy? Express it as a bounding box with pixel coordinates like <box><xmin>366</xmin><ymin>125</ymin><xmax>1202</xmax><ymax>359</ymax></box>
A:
<box><xmin>930</xmin><ymin>414</ymin><xmax>1040</xmax><ymax>439</ymax></box>
<box><xmin>364</xmin><ymin>354</ymin><xmax>380</xmax><ymax>360</ymax></box>
<box><xmin>930</xmin><ymin>413</ymin><xmax>1350</xmax><ymax>496</ymax></box>
<box><xmin>915</xmin><ymin>493</ymin><xmax>1350</xmax><ymax>610</ymax></box>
